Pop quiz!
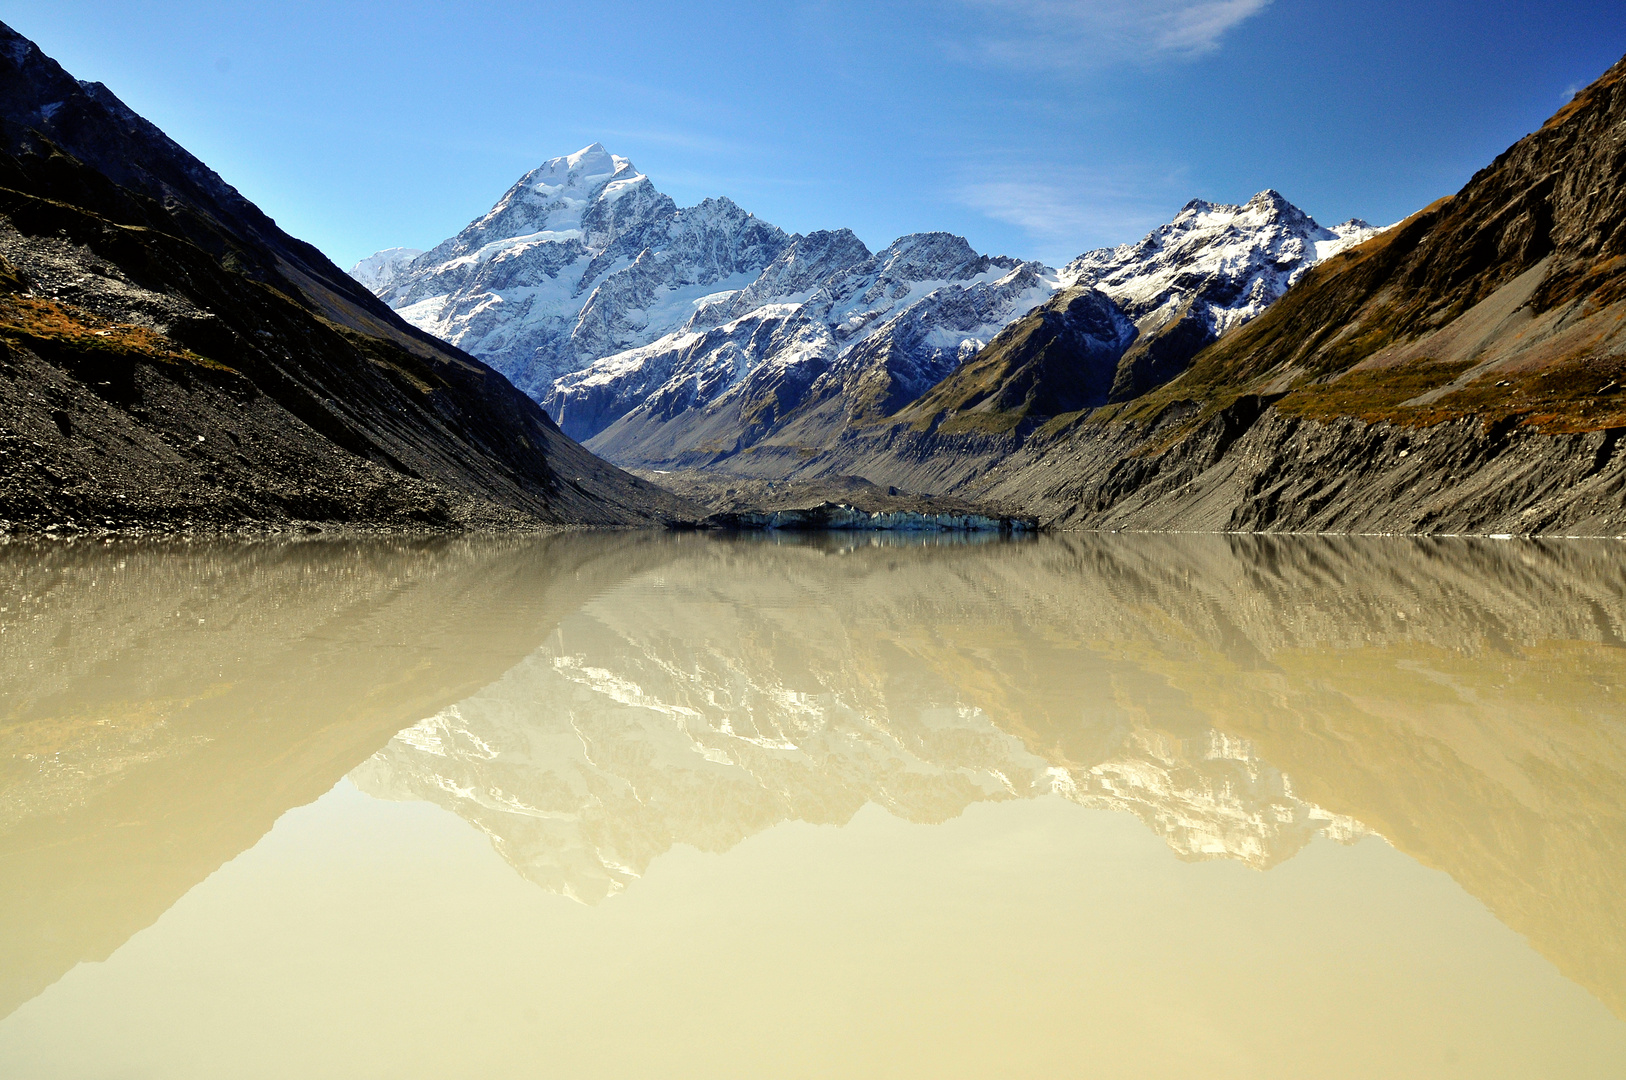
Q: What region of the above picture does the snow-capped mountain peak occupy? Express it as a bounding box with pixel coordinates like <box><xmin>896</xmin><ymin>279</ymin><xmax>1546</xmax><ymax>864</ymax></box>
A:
<box><xmin>348</xmin><ymin>246</ymin><xmax>422</xmax><ymax>294</ymax></box>
<box><xmin>1064</xmin><ymin>190</ymin><xmax>1387</xmax><ymax>337</ymax></box>
<box><xmin>423</xmin><ymin>144</ymin><xmax>656</xmax><ymax>268</ymax></box>
<box><xmin>348</xmin><ymin>145</ymin><xmax>787</xmax><ymax>395</ymax></box>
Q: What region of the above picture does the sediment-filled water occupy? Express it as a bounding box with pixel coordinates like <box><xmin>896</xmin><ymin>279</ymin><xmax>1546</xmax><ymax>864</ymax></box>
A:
<box><xmin>2</xmin><ymin>531</ymin><xmax>1624</xmax><ymax>1078</ymax></box>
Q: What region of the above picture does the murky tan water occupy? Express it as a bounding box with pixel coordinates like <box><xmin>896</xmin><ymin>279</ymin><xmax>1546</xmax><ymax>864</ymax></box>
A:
<box><xmin>2</xmin><ymin>531</ymin><xmax>1624</xmax><ymax>1078</ymax></box>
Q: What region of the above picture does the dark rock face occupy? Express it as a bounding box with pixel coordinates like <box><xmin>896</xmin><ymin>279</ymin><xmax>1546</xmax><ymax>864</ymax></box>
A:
<box><xmin>0</xmin><ymin>24</ymin><xmax>694</xmax><ymax>533</ymax></box>
<box><xmin>811</xmin><ymin>259</ymin><xmax>1060</xmax><ymax>423</ymax></box>
<box><xmin>689</xmin><ymin>229</ymin><xmax>874</xmax><ymax>330</ymax></box>
<box><xmin>899</xmin><ymin>286</ymin><xmax>1136</xmax><ymax>431</ymax></box>
<box><xmin>1105</xmin><ymin>300</ymin><xmax>1213</xmax><ymax>402</ymax></box>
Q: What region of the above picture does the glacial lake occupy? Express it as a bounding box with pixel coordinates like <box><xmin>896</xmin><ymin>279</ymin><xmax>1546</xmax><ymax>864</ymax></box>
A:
<box><xmin>1</xmin><ymin>531</ymin><xmax>1624</xmax><ymax>1078</ymax></box>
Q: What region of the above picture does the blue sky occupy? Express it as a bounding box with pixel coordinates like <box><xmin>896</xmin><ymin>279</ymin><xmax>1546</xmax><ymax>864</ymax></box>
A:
<box><xmin>11</xmin><ymin>1</ymin><xmax>1626</xmax><ymax>268</ymax></box>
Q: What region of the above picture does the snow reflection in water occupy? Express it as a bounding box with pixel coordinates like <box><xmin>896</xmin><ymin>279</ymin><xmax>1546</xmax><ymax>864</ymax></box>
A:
<box><xmin>2</xmin><ymin>531</ymin><xmax>1625</xmax><ymax>1078</ymax></box>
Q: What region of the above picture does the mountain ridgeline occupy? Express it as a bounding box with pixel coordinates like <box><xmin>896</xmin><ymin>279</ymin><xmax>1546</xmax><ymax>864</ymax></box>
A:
<box><xmin>355</xmin><ymin>53</ymin><xmax>1626</xmax><ymax>535</ymax></box>
<box><xmin>0</xmin><ymin>25</ymin><xmax>692</xmax><ymax>533</ymax></box>
<box><xmin>937</xmin><ymin>51</ymin><xmax>1626</xmax><ymax>534</ymax></box>
<box><xmin>358</xmin><ymin>158</ymin><xmax>1377</xmax><ymax>473</ymax></box>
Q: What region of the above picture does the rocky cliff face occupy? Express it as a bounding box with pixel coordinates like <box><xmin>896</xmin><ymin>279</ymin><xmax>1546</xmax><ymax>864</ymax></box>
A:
<box><xmin>0</xmin><ymin>26</ymin><xmax>692</xmax><ymax>532</ymax></box>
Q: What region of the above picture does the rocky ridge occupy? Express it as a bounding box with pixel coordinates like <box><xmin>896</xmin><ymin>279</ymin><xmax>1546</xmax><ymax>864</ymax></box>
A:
<box><xmin>1067</xmin><ymin>191</ymin><xmax>1378</xmax><ymax>341</ymax></box>
<box><xmin>556</xmin><ymin>232</ymin><xmax>1058</xmax><ymax>457</ymax></box>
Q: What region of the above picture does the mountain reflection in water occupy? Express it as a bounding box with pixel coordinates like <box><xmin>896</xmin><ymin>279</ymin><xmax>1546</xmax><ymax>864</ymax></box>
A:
<box><xmin>3</xmin><ymin>530</ymin><xmax>1625</xmax><ymax>1034</ymax></box>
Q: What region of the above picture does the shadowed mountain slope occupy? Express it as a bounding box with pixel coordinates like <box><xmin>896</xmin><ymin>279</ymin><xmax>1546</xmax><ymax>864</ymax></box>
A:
<box><xmin>1140</xmin><ymin>52</ymin><xmax>1626</xmax><ymax>431</ymax></box>
<box><xmin>897</xmin><ymin>192</ymin><xmax>1379</xmax><ymax>436</ymax></box>
<box><xmin>0</xmin><ymin>24</ymin><xmax>693</xmax><ymax>532</ymax></box>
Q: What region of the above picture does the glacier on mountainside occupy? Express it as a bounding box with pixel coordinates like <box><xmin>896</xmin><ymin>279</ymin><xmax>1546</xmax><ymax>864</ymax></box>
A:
<box><xmin>349</xmin><ymin>246</ymin><xmax>423</xmax><ymax>294</ymax></box>
<box><xmin>546</xmin><ymin>230</ymin><xmax>1061</xmax><ymax>444</ymax></box>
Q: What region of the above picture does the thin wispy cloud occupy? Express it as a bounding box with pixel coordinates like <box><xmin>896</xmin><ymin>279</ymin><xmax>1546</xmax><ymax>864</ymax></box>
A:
<box><xmin>952</xmin><ymin>0</ymin><xmax>1273</xmax><ymax>67</ymax></box>
<box><xmin>953</xmin><ymin>165</ymin><xmax>1184</xmax><ymax>262</ymax></box>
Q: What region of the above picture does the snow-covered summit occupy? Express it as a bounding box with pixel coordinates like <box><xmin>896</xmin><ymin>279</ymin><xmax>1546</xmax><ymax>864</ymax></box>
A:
<box><xmin>1064</xmin><ymin>189</ymin><xmax>1386</xmax><ymax>338</ymax></box>
<box><xmin>349</xmin><ymin>145</ymin><xmax>789</xmax><ymax>396</ymax></box>
<box><xmin>427</xmin><ymin>143</ymin><xmax>645</xmax><ymax>263</ymax></box>
<box><xmin>348</xmin><ymin>246</ymin><xmax>422</xmax><ymax>294</ymax></box>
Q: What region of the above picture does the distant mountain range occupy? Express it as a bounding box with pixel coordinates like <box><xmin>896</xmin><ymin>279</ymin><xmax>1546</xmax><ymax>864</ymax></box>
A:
<box><xmin>353</xmin><ymin>155</ymin><xmax>1379</xmax><ymax>468</ymax></box>
<box><xmin>347</xmin><ymin>48</ymin><xmax>1626</xmax><ymax>536</ymax></box>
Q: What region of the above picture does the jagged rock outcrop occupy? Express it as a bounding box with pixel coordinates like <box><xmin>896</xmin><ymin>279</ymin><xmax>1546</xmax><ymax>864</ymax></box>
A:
<box><xmin>1066</xmin><ymin>191</ymin><xmax>1378</xmax><ymax>340</ymax></box>
<box><xmin>0</xmin><ymin>25</ymin><xmax>692</xmax><ymax>532</ymax></box>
